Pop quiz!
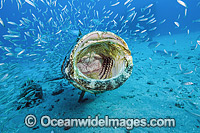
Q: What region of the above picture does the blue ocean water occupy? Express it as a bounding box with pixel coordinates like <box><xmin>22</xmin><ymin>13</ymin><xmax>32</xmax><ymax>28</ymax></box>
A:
<box><xmin>0</xmin><ymin>0</ymin><xmax>200</xmax><ymax>132</ymax></box>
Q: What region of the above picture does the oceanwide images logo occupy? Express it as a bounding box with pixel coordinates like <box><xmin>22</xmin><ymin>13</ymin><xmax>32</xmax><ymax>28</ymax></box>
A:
<box><xmin>25</xmin><ymin>114</ymin><xmax>176</xmax><ymax>129</ymax></box>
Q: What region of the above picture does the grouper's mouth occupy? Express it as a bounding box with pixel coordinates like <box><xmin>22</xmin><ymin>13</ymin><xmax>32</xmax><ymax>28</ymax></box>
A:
<box><xmin>62</xmin><ymin>31</ymin><xmax>133</xmax><ymax>94</ymax></box>
<box><xmin>73</xmin><ymin>31</ymin><xmax>131</xmax><ymax>80</ymax></box>
<box><xmin>76</xmin><ymin>42</ymin><xmax>128</xmax><ymax>79</ymax></box>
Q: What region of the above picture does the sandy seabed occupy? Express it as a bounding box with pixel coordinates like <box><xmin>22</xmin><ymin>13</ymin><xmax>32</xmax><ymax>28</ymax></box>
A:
<box><xmin>0</xmin><ymin>31</ymin><xmax>200</xmax><ymax>133</ymax></box>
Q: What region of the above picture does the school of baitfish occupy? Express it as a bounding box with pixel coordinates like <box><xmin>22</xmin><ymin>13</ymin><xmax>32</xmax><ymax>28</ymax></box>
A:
<box><xmin>0</xmin><ymin>0</ymin><xmax>198</xmax><ymax>63</ymax></box>
<box><xmin>0</xmin><ymin>0</ymin><xmax>154</xmax><ymax>82</ymax></box>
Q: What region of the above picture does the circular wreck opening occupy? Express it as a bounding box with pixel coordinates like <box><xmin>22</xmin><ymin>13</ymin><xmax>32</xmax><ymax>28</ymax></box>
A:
<box><xmin>75</xmin><ymin>41</ymin><xmax>128</xmax><ymax>79</ymax></box>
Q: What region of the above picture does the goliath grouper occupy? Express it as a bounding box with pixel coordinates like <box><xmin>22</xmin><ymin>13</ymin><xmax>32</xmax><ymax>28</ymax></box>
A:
<box><xmin>50</xmin><ymin>31</ymin><xmax>133</xmax><ymax>102</ymax></box>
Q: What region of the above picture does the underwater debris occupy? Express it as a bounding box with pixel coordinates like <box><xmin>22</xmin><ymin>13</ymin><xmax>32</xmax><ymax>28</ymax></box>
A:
<box><xmin>175</xmin><ymin>102</ymin><xmax>184</xmax><ymax>109</ymax></box>
<box><xmin>32</xmin><ymin>126</ymin><xmax>39</xmax><ymax>130</ymax></box>
<box><xmin>17</xmin><ymin>80</ymin><xmax>43</xmax><ymax>110</ymax></box>
<box><xmin>48</xmin><ymin>105</ymin><xmax>54</xmax><ymax>111</ymax></box>
<box><xmin>125</xmin><ymin>128</ymin><xmax>132</xmax><ymax>133</ymax></box>
<box><xmin>64</xmin><ymin>126</ymin><xmax>71</xmax><ymax>130</ymax></box>
<box><xmin>163</xmin><ymin>87</ymin><xmax>173</xmax><ymax>92</ymax></box>
<box><xmin>147</xmin><ymin>81</ymin><xmax>154</xmax><ymax>85</ymax></box>
<box><xmin>52</xmin><ymin>88</ymin><xmax>64</xmax><ymax>96</ymax></box>
<box><xmin>121</xmin><ymin>95</ymin><xmax>135</xmax><ymax>99</ymax></box>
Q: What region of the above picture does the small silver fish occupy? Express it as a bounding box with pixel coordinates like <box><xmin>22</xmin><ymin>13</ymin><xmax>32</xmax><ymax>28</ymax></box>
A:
<box><xmin>174</xmin><ymin>22</ymin><xmax>180</xmax><ymax>27</ymax></box>
<box><xmin>3</xmin><ymin>34</ymin><xmax>20</xmax><ymax>38</ymax></box>
<box><xmin>78</xmin><ymin>19</ymin><xmax>83</xmax><ymax>25</ymax></box>
<box><xmin>149</xmin><ymin>27</ymin><xmax>157</xmax><ymax>31</ymax></box>
<box><xmin>7</xmin><ymin>21</ymin><xmax>18</xmax><ymax>25</ymax></box>
<box><xmin>148</xmin><ymin>41</ymin><xmax>160</xmax><ymax>49</ymax></box>
<box><xmin>177</xmin><ymin>0</ymin><xmax>187</xmax><ymax>8</ymax></box>
<box><xmin>197</xmin><ymin>40</ymin><xmax>200</xmax><ymax>45</ymax></box>
<box><xmin>185</xmin><ymin>8</ymin><xmax>187</xmax><ymax>17</ymax></box>
<box><xmin>0</xmin><ymin>0</ymin><xmax>3</xmax><ymax>9</ymax></box>
<box><xmin>55</xmin><ymin>30</ymin><xmax>62</xmax><ymax>34</ymax></box>
<box><xmin>0</xmin><ymin>73</ymin><xmax>9</xmax><ymax>82</ymax></box>
<box><xmin>184</xmin><ymin>71</ymin><xmax>193</xmax><ymax>74</ymax></box>
<box><xmin>187</xmin><ymin>29</ymin><xmax>190</xmax><ymax>34</ymax></box>
<box><xmin>0</xmin><ymin>63</ymin><xmax>5</xmax><ymax>66</ymax></box>
<box><xmin>6</xmin><ymin>53</ymin><xmax>14</xmax><ymax>56</ymax></box>
<box><xmin>138</xmin><ymin>18</ymin><xmax>148</xmax><ymax>21</ymax></box>
<box><xmin>179</xmin><ymin>64</ymin><xmax>182</xmax><ymax>71</ymax></box>
<box><xmin>124</xmin><ymin>0</ymin><xmax>131</xmax><ymax>5</ymax></box>
<box><xmin>111</xmin><ymin>2</ymin><xmax>120</xmax><ymax>6</ymax></box>
<box><xmin>25</xmin><ymin>0</ymin><xmax>36</xmax><ymax>8</ymax></box>
<box><xmin>17</xmin><ymin>49</ymin><xmax>25</xmax><ymax>56</ymax></box>
<box><xmin>22</xmin><ymin>17</ymin><xmax>31</xmax><ymax>23</ymax></box>
<box><xmin>182</xmin><ymin>82</ymin><xmax>194</xmax><ymax>85</ymax></box>
<box><xmin>140</xmin><ymin>29</ymin><xmax>147</xmax><ymax>33</ymax></box>
<box><xmin>159</xmin><ymin>19</ymin><xmax>166</xmax><ymax>24</ymax></box>
<box><xmin>0</xmin><ymin>18</ymin><xmax>5</xmax><ymax>27</ymax></box>
<box><xmin>128</xmin><ymin>7</ymin><xmax>135</xmax><ymax>12</ymax></box>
